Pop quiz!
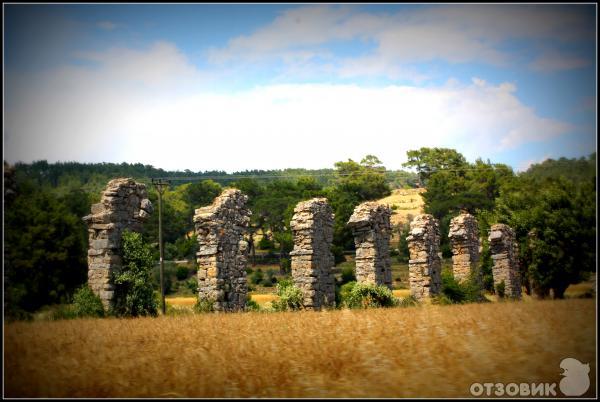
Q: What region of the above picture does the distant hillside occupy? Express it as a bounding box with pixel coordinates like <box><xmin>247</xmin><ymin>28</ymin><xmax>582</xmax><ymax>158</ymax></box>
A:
<box><xmin>376</xmin><ymin>188</ymin><xmax>426</xmax><ymax>227</ymax></box>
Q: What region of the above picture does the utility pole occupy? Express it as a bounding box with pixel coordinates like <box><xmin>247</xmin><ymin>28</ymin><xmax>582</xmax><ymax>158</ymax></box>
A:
<box><xmin>152</xmin><ymin>178</ymin><xmax>170</xmax><ymax>315</ymax></box>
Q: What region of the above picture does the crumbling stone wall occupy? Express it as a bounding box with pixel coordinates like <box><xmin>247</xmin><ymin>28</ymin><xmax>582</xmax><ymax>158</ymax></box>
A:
<box><xmin>488</xmin><ymin>223</ymin><xmax>521</xmax><ymax>299</ymax></box>
<box><xmin>348</xmin><ymin>201</ymin><xmax>392</xmax><ymax>288</ymax></box>
<box><xmin>194</xmin><ymin>188</ymin><xmax>251</xmax><ymax>312</ymax></box>
<box><xmin>83</xmin><ymin>178</ymin><xmax>153</xmax><ymax>310</ymax></box>
<box><xmin>406</xmin><ymin>214</ymin><xmax>442</xmax><ymax>300</ymax></box>
<box><xmin>289</xmin><ymin>198</ymin><xmax>336</xmax><ymax>310</ymax></box>
<box><xmin>448</xmin><ymin>212</ymin><xmax>481</xmax><ymax>283</ymax></box>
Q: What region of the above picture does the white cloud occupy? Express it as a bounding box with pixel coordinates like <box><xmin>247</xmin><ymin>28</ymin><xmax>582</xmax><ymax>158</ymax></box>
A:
<box><xmin>5</xmin><ymin>41</ymin><xmax>575</xmax><ymax>172</ymax></box>
<box><xmin>207</xmin><ymin>4</ymin><xmax>594</xmax><ymax>78</ymax></box>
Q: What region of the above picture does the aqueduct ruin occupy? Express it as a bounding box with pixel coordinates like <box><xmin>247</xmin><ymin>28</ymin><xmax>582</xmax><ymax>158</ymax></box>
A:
<box><xmin>194</xmin><ymin>188</ymin><xmax>252</xmax><ymax>312</ymax></box>
<box><xmin>488</xmin><ymin>223</ymin><xmax>522</xmax><ymax>299</ymax></box>
<box><xmin>289</xmin><ymin>198</ymin><xmax>336</xmax><ymax>310</ymax></box>
<box><xmin>406</xmin><ymin>214</ymin><xmax>442</xmax><ymax>300</ymax></box>
<box><xmin>348</xmin><ymin>201</ymin><xmax>393</xmax><ymax>289</ymax></box>
<box><xmin>85</xmin><ymin>179</ymin><xmax>523</xmax><ymax>310</ymax></box>
<box><xmin>83</xmin><ymin>178</ymin><xmax>153</xmax><ymax>310</ymax></box>
<box><xmin>448</xmin><ymin>212</ymin><xmax>481</xmax><ymax>285</ymax></box>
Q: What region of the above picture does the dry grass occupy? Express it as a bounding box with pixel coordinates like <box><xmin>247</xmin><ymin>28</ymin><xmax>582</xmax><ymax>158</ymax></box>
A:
<box><xmin>249</xmin><ymin>293</ymin><xmax>279</xmax><ymax>305</ymax></box>
<box><xmin>5</xmin><ymin>299</ymin><xmax>595</xmax><ymax>398</ymax></box>
<box><xmin>165</xmin><ymin>297</ymin><xmax>197</xmax><ymax>307</ymax></box>
<box><xmin>392</xmin><ymin>289</ymin><xmax>412</xmax><ymax>298</ymax></box>
<box><xmin>376</xmin><ymin>188</ymin><xmax>425</xmax><ymax>227</ymax></box>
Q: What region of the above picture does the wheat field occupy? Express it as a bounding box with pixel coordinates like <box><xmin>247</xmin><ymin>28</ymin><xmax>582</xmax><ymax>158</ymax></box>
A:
<box><xmin>4</xmin><ymin>299</ymin><xmax>596</xmax><ymax>398</ymax></box>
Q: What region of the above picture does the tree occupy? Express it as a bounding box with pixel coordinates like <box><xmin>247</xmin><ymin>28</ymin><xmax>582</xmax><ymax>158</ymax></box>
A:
<box><xmin>112</xmin><ymin>230</ymin><xmax>158</xmax><ymax>317</ymax></box>
<box><xmin>405</xmin><ymin>148</ymin><xmax>515</xmax><ymax>258</ymax></box>
<box><xmin>327</xmin><ymin>155</ymin><xmax>391</xmax><ymax>252</ymax></box>
<box><xmin>184</xmin><ymin>179</ymin><xmax>222</xmax><ymax>211</ymax></box>
<box><xmin>402</xmin><ymin>147</ymin><xmax>468</xmax><ymax>186</ymax></box>
<box><xmin>494</xmin><ymin>172</ymin><xmax>595</xmax><ymax>299</ymax></box>
<box><xmin>4</xmin><ymin>175</ymin><xmax>88</xmax><ymax>316</ymax></box>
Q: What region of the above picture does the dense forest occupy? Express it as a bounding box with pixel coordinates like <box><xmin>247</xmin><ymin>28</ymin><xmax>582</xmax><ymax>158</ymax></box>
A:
<box><xmin>3</xmin><ymin>150</ymin><xmax>596</xmax><ymax>318</ymax></box>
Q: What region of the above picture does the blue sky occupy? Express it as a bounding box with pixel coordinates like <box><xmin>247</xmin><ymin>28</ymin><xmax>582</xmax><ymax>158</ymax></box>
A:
<box><xmin>4</xmin><ymin>4</ymin><xmax>597</xmax><ymax>172</ymax></box>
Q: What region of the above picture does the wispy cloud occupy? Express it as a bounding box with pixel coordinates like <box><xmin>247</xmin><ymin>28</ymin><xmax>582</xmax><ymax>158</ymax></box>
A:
<box><xmin>206</xmin><ymin>4</ymin><xmax>594</xmax><ymax>80</ymax></box>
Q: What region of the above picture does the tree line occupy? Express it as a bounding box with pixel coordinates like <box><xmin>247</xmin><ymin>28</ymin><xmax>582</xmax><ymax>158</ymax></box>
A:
<box><xmin>3</xmin><ymin>149</ymin><xmax>596</xmax><ymax>318</ymax></box>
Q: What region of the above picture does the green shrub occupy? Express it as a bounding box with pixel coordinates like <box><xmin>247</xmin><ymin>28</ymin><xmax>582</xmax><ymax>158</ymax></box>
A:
<box><xmin>35</xmin><ymin>304</ymin><xmax>78</xmax><ymax>320</ymax></box>
<box><xmin>258</xmin><ymin>236</ymin><xmax>274</xmax><ymax>250</ymax></box>
<box><xmin>440</xmin><ymin>270</ymin><xmax>487</xmax><ymax>304</ymax></box>
<box><xmin>72</xmin><ymin>285</ymin><xmax>105</xmax><ymax>318</ymax></box>
<box><xmin>496</xmin><ymin>280</ymin><xmax>506</xmax><ymax>298</ymax></box>
<box><xmin>176</xmin><ymin>266</ymin><xmax>189</xmax><ymax>281</ymax></box>
<box><xmin>261</xmin><ymin>269</ymin><xmax>277</xmax><ymax>287</ymax></box>
<box><xmin>271</xmin><ymin>279</ymin><xmax>303</xmax><ymax>311</ymax></box>
<box><xmin>398</xmin><ymin>295</ymin><xmax>419</xmax><ymax>308</ymax></box>
<box><xmin>340</xmin><ymin>265</ymin><xmax>356</xmax><ymax>285</ymax></box>
<box><xmin>331</xmin><ymin>245</ymin><xmax>346</xmax><ymax>265</ymax></box>
<box><xmin>186</xmin><ymin>277</ymin><xmax>198</xmax><ymax>293</ymax></box>
<box><xmin>279</xmin><ymin>257</ymin><xmax>291</xmax><ymax>274</ymax></box>
<box><xmin>343</xmin><ymin>282</ymin><xmax>398</xmax><ymax>309</ymax></box>
<box><xmin>112</xmin><ymin>230</ymin><xmax>158</xmax><ymax>317</ymax></box>
<box><xmin>336</xmin><ymin>281</ymin><xmax>357</xmax><ymax>307</ymax></box>
<box><xmin>194</xmin><ymin>298</ymin><xmax>215</xmax><ymax>313</ymax></box>
<box><xmin>250</xmin><ymin>269</ymin><xmax>264</xmax><ymax>285</ymax></box>
<box><xmin>246</xmin><ymin>298</ymin><xmax>261</xmax><ymax>312</ymax></box>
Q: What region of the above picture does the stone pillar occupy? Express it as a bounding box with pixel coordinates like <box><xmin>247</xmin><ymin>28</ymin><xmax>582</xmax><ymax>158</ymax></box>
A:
<box><xmin>83</xmin><ymin>178</ymin><xmax>153</xmax><ymax>310</ymax></box>
<box><xmin>194</xmin><ymin>189</ymin><xmax>251</xmax><ymax>312</ymax></box>
<box><xmin>488</xmin><ymin>223</ymin><xmax>522</xmax><ymax>299</ymax></box>
<box><xmin>347</xmin><ymin>201</ymin><xmax>392</xmax><ymax>289</ymax></box>
<box><xmin>448</xmin><ymin>212</ymin><xmax>481</xmax><ymax>283</ymax></box>
<box><xmin>406</xmin><ymin>214</ymin><xmax>442</xmax><ymax>300</ymax></box>
<box><xmin>289</xmin><ymin>198</ymin><xmax>336</xmax><ymax>310</ymax></box>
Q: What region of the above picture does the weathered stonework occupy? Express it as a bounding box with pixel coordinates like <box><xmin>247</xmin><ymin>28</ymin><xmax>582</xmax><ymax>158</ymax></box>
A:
<box><xmin>448</xmin><ymin>212</ymin><xmax>481</xmax><ymax>283</ymax></box>
<box><xmin>194</xmin><ymin>189</ymin><xmax>251</xmax><ymax>312</ymax></box>
<box><xmin>348</xmin><ymin>202</ymin><xmax>392</xmax><ymax>288</ymax></box>
<box><xmin>488</xmin><ymin>223</ymin><xmax>522</xmax><ymax>299</ymax></box>
<box><xmin>406</xmin><ymin>214</ymin><xmax>442</xmax><ymax>300</ymax></box>
<box><xmin>289</xmin><ymin>198</ymin><xmax>336</xmax><ymax>310</ymax></box>
<box><xmin>83</xmin><ymin>178</ymin><xmax>153</xmax><ymax>310</ymax></box>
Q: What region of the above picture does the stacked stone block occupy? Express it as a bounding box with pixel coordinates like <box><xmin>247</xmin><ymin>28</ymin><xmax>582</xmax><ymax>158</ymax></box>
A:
<box><xmin>289</xmin><ymin>198</ymin><xmax>336</xmax><ymax>310</ymax></box>
<box><xmin>406</xmin><ymin>214</ymin><xmax>442</xmax><ymax>300</ymax></box>
<box><xmin>83</xmin><ymin>178</ymin><xmax>153</xmax><ymax>310</ymax></box>
<box><xmin>488</xmin><ymin>223</ymin><xmax>522</xmax><ymax>299</ymax></box>
<box><xmin>448</xmin><ymin>212</ymin><xmax>481</xmax><ymax>283</ymax></box>
<box><xmin>347</xmin><ymin>201</ymin><xmax>392</xmax><ymax>289</ymax></box>
<box><xmin>194</xmin><ymin>188</ymin><xmax>251</xmax><ymax>312</ymax></box>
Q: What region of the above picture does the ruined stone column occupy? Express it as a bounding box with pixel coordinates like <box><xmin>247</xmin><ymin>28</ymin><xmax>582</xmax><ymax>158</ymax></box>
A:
<box><xmin>488</xmin><ymin>223</ymin><xmax>522</xmax><ymax>299</ymax></box>
<box><xmin>448</xmin><ymin>212</ymin><xmax>481</xmax><ymax>283</ymax></box>
<box><xmin>194</xmin><ymin>189</ymin><xmax>251</xmax><ymax>312</ymax></box>
<box><xmin>289</xmin><ymin>198</ymin><xmax>335</xmax><ymax>310</ymax></box>
<box><xmin>347</xmin><ymin>201</ymin><xmax>392</xmax><ymax>289</ymax></box>
<box><xmin>406</xmin><ymin>214</ymin><xmax>442</xmax><ymax>300</ymax></box>
<box><xmin>83</xmin><ymin>178</ymin><xmax>153</xmax><ymax>310</ymax></box>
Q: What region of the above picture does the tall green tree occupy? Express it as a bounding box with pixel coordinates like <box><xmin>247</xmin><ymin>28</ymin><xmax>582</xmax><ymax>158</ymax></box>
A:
<box><xmin>4</xmin><ymin>176</ymin><xmax>88</xmax><ymax>315</ymax></box>
<box><xmin>327</xmin><ymin>155</ymin><xmax>391</xmax><ymax>253</ymax></box>
<box><xmin>403</xmin><ymin>147</ymin><xmax>468</xmax><ymax>186</ymax></box>
<box><xmin>493</xmin><ymin>155</ymin><xmax>596</xmax><ymax>299</ymax></box>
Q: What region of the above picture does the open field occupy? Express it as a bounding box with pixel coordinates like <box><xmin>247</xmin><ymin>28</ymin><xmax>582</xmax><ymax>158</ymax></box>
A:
<box><xmin>376</xmin><ymin>187</ymin><xmax>426</xmax><ymax>227</ymax></box>
<box><xmin>5</xmin><ymin>299</ymin><xmax>595</xmax><ymax>398</ymax></box>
